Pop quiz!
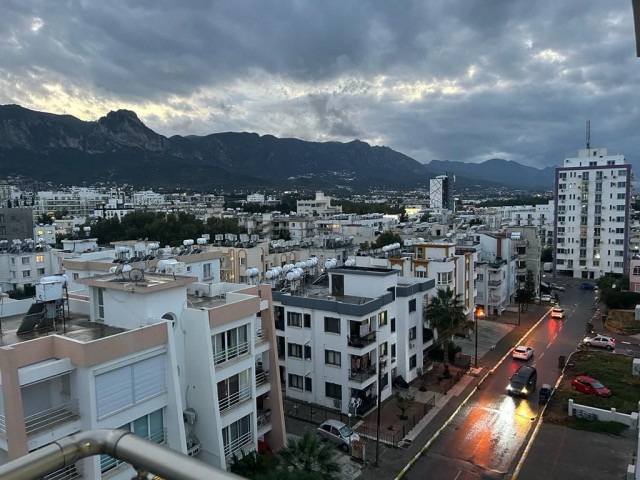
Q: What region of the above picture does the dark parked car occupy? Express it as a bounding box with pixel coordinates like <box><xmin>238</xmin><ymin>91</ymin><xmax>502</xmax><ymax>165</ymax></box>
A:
<box><xmin>580</xmin><ymin>282</ymin><xmax>595</xmax><ymax>290</ymax></box>
<box><xmin>538</xmin><ymin>384</ymin><xmax>554</xmax><ymax>404</ymax></box>
<box><xmin>507</xmin><ymin>365</ymin><xmax>537</xmax><ymax>397</ymax></box>
<box><xmin>571</xmin><ymin>376</ymin><xmax>611</xmax><ymax>397</ymax></box>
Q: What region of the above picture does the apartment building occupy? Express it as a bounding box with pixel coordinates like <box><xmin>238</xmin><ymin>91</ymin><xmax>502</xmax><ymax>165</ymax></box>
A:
<box><xmin>296</xmin><ymin>191</ymin><xmax>342</xmax><ymax>217</ymax></box>
<box><xmin>429</xmin><ymin>175</ymin><xmax>454</xmax><ymax>211</ymax></box>
<box><xmin>272</xmin><ymin>266</ymin><xmax>433</xmax><ymax>416</ymax></box>
<box><xmin>0</xmin><ymin>238</ymin><xmax>57</xmax><ymax>292</ymax></box>
<box><xmin>0</xmin><ymin>208</ymin><xmax>33</xmax><ymax>243</ymax></box>
<box><xmin>506</xmin><ymin>226</ymin><xmax>542</xmax><ymax>292</ymax></box>
<box><xmin>553</xmin><ymin>148</ymin><xmax>632</xmax><ymax>278</ymax></box>
<box><xmin>0</xmin><ymin>271</ymin><xmax>284</xmax><ymax>478</ymax></box>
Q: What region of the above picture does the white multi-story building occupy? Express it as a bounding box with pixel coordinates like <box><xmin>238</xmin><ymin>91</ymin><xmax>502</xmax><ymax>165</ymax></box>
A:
<box><xmin>296</xmin><ymin>192</ymin><xmax>342</xmax><ymax>217</ymax></box>
<box><xmin>93</xmin><ymin>198</ymin><xmax>137</xmax><ymax>219</ymax></box>
<box><xmin>273</xmin><ymin>266</ymin><xmax>434</xmax><ymax>415</ymax></box>
<box><xmin>131</xmin><ymin>190</ymin><xmax>166</xmax><ymax>206</ymax></box>
<box><xmin>33</xmin><ymin>188</ymin><xmax>112</xmax><ymax>218</ymax></box>
<box><xmin>0</xmin><ymin>239</ymin><xmax>57</xmax><ymax>292</ymax></box>
<box><xmin>0</xmin><ymin>270</ymin><xmax>284</xmax><ymax>478</ymax></box>
<box><xmin>553</xmin><ymin>148</ymin><xmax>632</xmax><ymax>279</ymax></box>
<box><xmin>246</xmin><ymin>193</ymin><xmax>266</xmax><ymax>204</ymax></box>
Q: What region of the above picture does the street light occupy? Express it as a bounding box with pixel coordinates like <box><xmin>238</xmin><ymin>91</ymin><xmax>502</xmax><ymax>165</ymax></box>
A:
<box><xmin>474</xmin><ymin>307</ymin><xmax>484</xmax><ymax>368</ymax></box>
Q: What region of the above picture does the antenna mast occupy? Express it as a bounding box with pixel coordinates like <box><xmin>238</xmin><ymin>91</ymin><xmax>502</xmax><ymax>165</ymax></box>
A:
<box><xmin>586</xmin><ymin>120</ymin><xmax>591</xmax><ymax>150</ymax></box>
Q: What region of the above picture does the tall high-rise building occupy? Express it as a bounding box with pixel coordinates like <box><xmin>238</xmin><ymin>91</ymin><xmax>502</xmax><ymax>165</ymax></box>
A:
<box><xmin>429</xmin><ymin>175</ymin><xmax>454</xmax><ymax>211</ymax></box>
<box><xmin>553</xmin><ymin>147</ymin><xmax>632</xmax><ymax>279</ymax></box>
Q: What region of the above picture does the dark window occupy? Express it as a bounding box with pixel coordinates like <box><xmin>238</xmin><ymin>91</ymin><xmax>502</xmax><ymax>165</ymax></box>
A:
<box><xmin>305</xmin><ymin>377</ymin><xmax>312</xmax><ymax>392</ymax></box>
<box><xmin>304</xmin><ymin>345</ymin><xmax>311</xmax><ymax>359</ymax></box>
<box><xmin>391</xmin><ymin>318</ymin><xmax>396</xmax><ymax>332</ymax></box>
<box><xmin>380</xmin><ymin>372</ymin><xmax>389</xmax><ymax>390</ymax></box>
<box><xmin>324</xmin><ymin>317</ymin><xmax>340</xmax><ymax>334</ymax></box>
<box><xmin>409</xmin><ymin>355</ymin><xmax>417</xmax><ymax>369</ymax></box>
<box><xmin>274</xmin><ymin>306</ymin><xmax>285</xmax><ymax>331</ymax></box>
<box><xmin>378</xmin><ymin>311</ymin><xmax>387</xmax><ymax>326</ymax></box>
<box><xmin>287</xmin><ymin>343</ymin><xmax>302</xmax><ymax>358</ymax></box>
<box><xmin>325</xmin><ymin>350</ymin><xmax>341</xmax><ymax>366</ymax></box>
<box><xmin>303</xmin><ymin>313</ymin><xmax>311</xmax><ymax>328</ymax></box>
<box><xmin>331</xmin><ymin>274</ymin><xmax>344</xmax><ymax>296</ymax></box>
<box><xmin>391</xmin><ymin>344</ymin><xmax>396</xmax><ymax>357</ymax></box>
<box><xmin>409</xmin><ymin>327</ymin><xmax>416</xmax><ymax>340</ymax></box>
<box><xmin>288</xmin><ymin>374</ymin><xmax>303</xmax><ymax>389</ymax></box>
<box><xmin>409</xmin><ymin>299</ymin><xmax>417</xmax><ymax>312</ymax></box>
<box><xmin>287</xmin><ymin>312</ymin><xmax>302</xmax><ymax>327</ymax></box>
<box><xmin>325</xmin><ymin>382</ymin><xmax>341</xmax><ymax>400</ymax></box>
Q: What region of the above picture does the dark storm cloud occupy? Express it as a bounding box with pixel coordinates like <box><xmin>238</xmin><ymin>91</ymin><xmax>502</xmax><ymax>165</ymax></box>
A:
<box><xmin>0</xmin><ymin>0</ymin><xmax>638</xmax><ymax>168</ymax></box>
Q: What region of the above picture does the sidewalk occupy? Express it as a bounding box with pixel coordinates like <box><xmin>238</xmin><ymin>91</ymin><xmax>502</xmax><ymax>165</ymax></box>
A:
<box><xmin>282</xmin><ymin>303</ymin><xmax>549</xmax><ymax>479</ymax></box>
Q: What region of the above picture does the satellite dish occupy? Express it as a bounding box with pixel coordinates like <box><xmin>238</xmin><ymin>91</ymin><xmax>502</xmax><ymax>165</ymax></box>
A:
<box><xmin>129</xmin><ymin>268</ymin><xmax>144</xmax><ymax>282</ymax></box>
<box><xmin>114</xmin><ymin>264</ymin><xmax>124</xmax><ymax>276</ymax></box>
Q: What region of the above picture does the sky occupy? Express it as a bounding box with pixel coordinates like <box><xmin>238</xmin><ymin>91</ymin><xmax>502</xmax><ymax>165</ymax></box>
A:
<box><xmin>1</xmin><ymin>1</ymin><xmax>639</xmax><ymax>169</ymax></box>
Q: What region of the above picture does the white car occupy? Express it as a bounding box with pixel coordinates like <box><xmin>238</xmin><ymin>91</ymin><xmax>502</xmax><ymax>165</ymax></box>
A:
<box><xmin>550</xmin><ymin>283</ymin><xmax>565</xmax><ymax>292</ymax></box>
<box><xmin>582</xmin><ymin>335</ymin><xmax>615</xmax><ymax>351</ymax></box>
<box><xmin>317</xmin><ymin>419</ymin><xmax>360</xmax><ymax>451</ymax></box>
<box><xmin>541</xmin><ymin>294</ymin><xmax>552</xmax><ymax>302</ymax></box>
<box><xmin>512</xmin><ymin>345</ymin><xmax>534</xmax><ymax>360</ymax></box>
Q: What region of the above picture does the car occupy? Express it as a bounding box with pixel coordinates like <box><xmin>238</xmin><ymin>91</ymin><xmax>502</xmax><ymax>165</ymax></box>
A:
<box><xmin>541</xmin><ymin>294</ymin><xmax>552</xmax><ymax>302</ymax></box>
<box><xmin>582</xmin><ymin>335</ymin><xmax>615</xmax><ymax>350</ymax></box>
<box><xmin>507</xmin><ymin>365</ymin><xmax>537</xmax><ymax>397</ymax></box>
<box><xmin>512</xmin><ymin>345</ymin><xmax>534</xmax><ymax>360</ymax></box>
<box><xmin>317</xmin><ymin>419</ymin><xmax>360</xmax><ymax>451</ymax></box>
<box><xmin>538</xmin><ymin>384</ymin><xmax>554</xmax><ymax>405</ymax></box>
<box><xmin>550</xmin><ymin>283</ymin><xmax>565</xmax><ymax>292</ymax></box>
<box><xmin>551</xmin><ymin>309</ymin><xmax>565</xmax><ymax>319</ymax></box>
<box><xmin>571</xmin><ymin>375</ymin><xmax>611</xmax><ymax>397</ymax></box>
<box><xmin>580</xmin><ymin>282</ymin><xmax>595</xmax><ymax>290</ymax></box>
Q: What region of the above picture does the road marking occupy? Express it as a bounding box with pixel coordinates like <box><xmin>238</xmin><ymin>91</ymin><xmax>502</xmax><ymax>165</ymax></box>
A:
<box><xmin>621</xmin><ymin>341</ymin><xmax>631</xmax><ymax>345</ymax></box>
<box><xmin>539</xmin><ymin>352</ymin><xmax>544</xmax><ymax>359</ymax></box>
<box><xmin>453</xmin><ymin>471</ymin><xmax>462</xmax><ymax>480</ymax></box>
<box><xmin>547</xmin><ymin>342</ymin><xmax>552</xmax><ymax>349</ymax></box>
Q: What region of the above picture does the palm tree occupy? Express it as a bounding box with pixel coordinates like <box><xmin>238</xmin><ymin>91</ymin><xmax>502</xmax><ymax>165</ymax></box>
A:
<box><xmin>278</xmin><ymin>430</ymin><xmax>341</xmax><ymax>480</ymax></box>
<box><xmin>425</xmin><ymin>287</ymin><xmax>467</xmax><ymax>365</ymax></box>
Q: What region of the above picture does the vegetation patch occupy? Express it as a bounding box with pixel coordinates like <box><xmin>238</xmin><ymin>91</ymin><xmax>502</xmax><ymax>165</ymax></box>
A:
<box><xmin>544</xmin><ymin>351</ymin><xmax>640</xmax><ymax>432</ymax></box>
<box><xmin>567</xmin><ymin>418</ymin><xmax>629</xmax><ymax>436</ymax></box>
<box><xmin>605</xmin><ymin>310</ymin><xmax>640</xmax><ymax>336</ymax></box>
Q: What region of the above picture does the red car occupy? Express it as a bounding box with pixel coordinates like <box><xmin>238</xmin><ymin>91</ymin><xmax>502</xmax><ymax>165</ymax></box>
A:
<box><xmin>571</xmin><ymin>375</ymin><xmax>611</xmax><ymax>397</ymax></box>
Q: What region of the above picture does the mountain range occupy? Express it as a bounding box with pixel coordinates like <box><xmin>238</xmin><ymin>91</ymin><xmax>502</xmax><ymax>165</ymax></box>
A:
<box><xmin>0</xmin><ymin>105</ymin><xmax>555</xmax><ymax>192</ymax></box>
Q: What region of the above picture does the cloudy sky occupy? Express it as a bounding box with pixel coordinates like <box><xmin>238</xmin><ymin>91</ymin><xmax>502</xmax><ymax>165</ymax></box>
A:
<box><xmin>1</xmin><ymin>1</ymin><xmax>639</xmax><ymax>168</ymax></box>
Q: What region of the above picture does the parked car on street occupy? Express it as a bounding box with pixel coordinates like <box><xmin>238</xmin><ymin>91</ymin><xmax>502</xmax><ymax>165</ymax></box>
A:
<box><xmin>541</xmin><ymin>294</ymin><xmax>552</xmax><ymax>302</ymax></box>
<box><xmin>581</xmin><ymin>335</ymin><xmax>615</xmax><ymax>350</ymax></box>
<box><xmin>317</xmin><ymin>419</ymin><xmax>360</xmax><ymax>451</ymax></box>
<box><xmin>580</xmin><ymin>282</ymin><xmax>595</xmax><ymax>290</ymax></box>
<box><xmin>550</xmin><ymin>283</ymin><xmax>565</xmax><ymax>291</ymax></box>
<box><xmin>538</xmin><ymin>384</ymin><xmax>554</xmax><ymax>404</ymax></box>
<box><xmin>512</xmin><ymin>345</ymin><xmax>534</xmax><ymax>360</ymax></box>
<box><xmin>571</xmin><ymin>375</ymin><xmax>611</xmax><ymax>397</ymax></box>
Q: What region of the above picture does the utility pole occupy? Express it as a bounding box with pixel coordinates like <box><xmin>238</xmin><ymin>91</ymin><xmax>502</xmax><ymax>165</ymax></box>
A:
<box><xmin>375</xmin><ymin>362</ymin><xmax>382</xmax><ymax>466</ymax></box>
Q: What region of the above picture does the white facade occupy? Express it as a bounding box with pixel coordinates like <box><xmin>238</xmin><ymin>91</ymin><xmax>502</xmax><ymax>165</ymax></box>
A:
<box><xmin>273</xmin><ymin>267</ymin><xmax>433</xmax><ymax>415</ymax></box>
<box><xmin>296</xmin><ymin>191</ymin><xmax>342</xmax><ymax>217</ymax></box>
<box><xmin>246</xmin><ymin>193</ymin><xmax>266</xmax><ymax>204</ymax></box>
<box><xmin>132</xmin><ymin>190</ymin><xmax>166</xmax><ymax>206</ymax></box>
<box><xmin>429</xmin><ymin>175</ymin><xmax>454</xmax><ymax>211</ymax></box>
<box><xmin>553</xmin><ymin>148</ymin><xmax>632</xmax><ymax>279</ymax></box>
<box><xmin>0</xmin><ymin>272</ymin><xmax>285</xmax><ymax>478</ymax></box>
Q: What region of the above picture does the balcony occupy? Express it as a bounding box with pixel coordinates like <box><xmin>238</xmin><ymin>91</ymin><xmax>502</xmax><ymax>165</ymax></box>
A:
<box><xmin>348</xmin><ymin>366</ymin><xmax>376</xmax><ymax>383</ymax></box>
<box><xmin>224</xmin><ymin>430</ymin><xmax>253</xmax><ymax>459</ymax></box>
<box><xmin>213</xmin><ymin>341</ymin><xmax>250</xmax><ymax>366</ymax></box>
<box><xmin>255</xmin><ymin>328</ymin><xmax>270</xmax><ymax>346</ymax></box>
<box><xmin>0</xmin><ymin>400</ymin><xmax>81</xmax><ymax>439</ymax></box>
<box><xmin>257</xmin><ymin>409</ymin><xmax>272</xmax><ymax>435</ymax></box>
<box><xmin>255</xmin><ymin>369</ymin><xmax>270</xmax><ymax>388</ymax></box>
<box><xmin>488</xmin><ymin>279</ymin><xmax>502</xmax><ymax>287</ymax></box>
<box><xmin>101</xmin><ymin>428</ymin><xmax>166</xmax><ymax>473</ymax></box>
<box><xmin>219</xmin><ymin>385</ymin><xmax>252</xmax><ymax>413</ymax></box>
<box><xmin>347</xmin><ymin>331</ymin><xmax>376</xmax><ymax>349</ymax></box>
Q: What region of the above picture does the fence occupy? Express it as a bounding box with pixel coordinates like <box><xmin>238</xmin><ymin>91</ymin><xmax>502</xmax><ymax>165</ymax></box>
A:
<box><xmin>568</xmin><ymin>399</ymin><xmax>639</xmax><ymax>427</ymax></box>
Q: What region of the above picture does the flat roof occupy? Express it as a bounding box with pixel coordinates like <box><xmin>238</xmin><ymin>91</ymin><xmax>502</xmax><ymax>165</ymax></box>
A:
<box><xmin>77</xmin><ymin>272</ymin><xmax>195</xmax><ymax>293</ymax></box>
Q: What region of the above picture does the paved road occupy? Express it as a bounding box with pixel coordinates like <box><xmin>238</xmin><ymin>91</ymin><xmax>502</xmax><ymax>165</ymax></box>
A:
<box><xmin>404</xmin><ymin>283</ymin><xmax>601</xmax><ymax>479</ymax></box>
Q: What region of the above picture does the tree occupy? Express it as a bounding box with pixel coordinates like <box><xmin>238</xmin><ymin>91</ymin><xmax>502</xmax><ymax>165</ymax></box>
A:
<box><xmin>395</xmin><ymin>392</ymin><xmax>415</xmax><ymax>420</ymax></box>
<box><xmin>521</xmin><ymin>269</ymin><xmax>537</xmax><ymax>310</ymax></box>
<box><xmin>229</xmin><ymin>450</ymin><xmax>279</xmax><ymax>479</ymax></box>
<box><xmin>540</xmin><ymin>247</ymin><xmax>553</xmax><ymax>263</ymax></box>
<box><xmin>278</xmin><ymin>430</ymin><xmax>341</xmax><ymax>480</ymax></box>
<box><xmin>425</xmin><ymin>287</ymin><xmax>466</xmax><ymax>365</ymax></box>
<box><xmin>371</xmin><ymin>231</ymin><xmax>402</xmax><ymax>250</ymax></box>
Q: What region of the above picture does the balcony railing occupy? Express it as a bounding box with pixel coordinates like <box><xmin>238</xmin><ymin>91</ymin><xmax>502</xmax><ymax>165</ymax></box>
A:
<box><xmin>0</xmin><ymin>429</ymin><xmax>238</xmax><ymax>480</ymax></box>
<box><xmin>347</xmin><ymin>331</ymin><xmax>376</xmax><ymax>349</ymax></box>
<box><xmin>224</xmin><ymin>430</ymin><xmax>253</xmax><ymax>459</ymax></box>
<box><xmin>488</xmin><ymin>280</ymin><xmax>502</xmax><ymax>287</ymax></box>
<box><xmin>255</xmin><ymin>328</ymin><xmax>269</xmax><ymax>346</ymax></box>
<box><xmin>213</xmin><ymin>341</ymin><xmax>250</xmax><ymax>366</ymax></box>
<box><xmin>20</xmin><ymin>400</ymin><xmax>80</xmax><ymax>437</ymax></box>
<box><xmin>348</xmin><ymin>366</ymin><xmax>376</xmax><ymax>382</ymax></box>
<box><xmin>255</xmin><ymin>370</ymin><xmax>270</xmax><ymax>387</ymax></box>
<box><xmin>43</xmin><ymin>464</ymin><xmax>79</xmax><ymax>480</ymax></box>
<box><xmin>219</xmin><ymin>385</ymin><xmax>252</xmax><ymax>413</ymax></box>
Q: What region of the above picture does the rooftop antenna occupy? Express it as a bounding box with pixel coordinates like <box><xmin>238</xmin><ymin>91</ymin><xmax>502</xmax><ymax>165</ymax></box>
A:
<box><xmin>586</xmin><ymin>120</ymin><xmax>590</xmax><ymax>150</ymax></box>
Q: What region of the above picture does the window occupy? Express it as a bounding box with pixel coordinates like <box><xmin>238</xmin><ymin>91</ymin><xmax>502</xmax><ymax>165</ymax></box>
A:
<box><xmin>305</xmin><ymin>377</ymin><xmax>312</xmax><ymax>392</ymax></box>
<box><xmin>408</xmin><ymin>327</ymin><xmax>417</xmax><ymax>341</ymax></box>
<box><xmin>325</xmin><ymin>350</ymin><xmax>341</xmax><ymax>366</ymax></box>
<box><xmin>203</xmin><ymin>263</ymin><xmax>211</xmax><ymax>279</ymax></box>
<box><xmin>380</xmin><ymin>372</ymin><xmax>389</xmax><ymax>390</ymax></box>
<box><xmin>37</xmin><ymin>268</ymin><xmax>45</xmax><ymax>275</ymax></box>
<box><xmin>409</xmin><ymin>299</ymin><xmax>417</xmax><ymax>312</ymax></box>
<box><xmin>304</xmin><ymin>345</ymin><xmax>312</xmax><ymax>359</ymax></box>
<box><xmin>21</xmin><ymin>257</ymin><xmax>30</xmax><ymax>264</ymax></box>
<box><xmin>22</xmin><ymin>270</ymin><xmax>31</xmax><ymax>278</ymax></box>
<box><xmin>287</xmin><ymin>312</ymin><xmax>302</xmax><ymax>327</ymax></box>
<box><xmin>409</xmin><ymin>355</ymin><xmax>417</xmax><ymax>370</ymax></box>
<box><xmin>222</xmin><ymin>414</ymin><xmax>251</xmax><ymax>458</ymax></box>
<box><xmin>73</xmin><ymin>272</ymin><xmax>79</xmax><ymax>280</ymax></box>
<box><xmin>325</xmin><ymin>382</ymin><xmax>341</xmax><ymax>400</ymax></box>
<box><xmin>304</xmin><ymin>313</ymin><xmax>311</xmax><ymax>328</ymax></box>
<box><xmin>324</xmin><ymin>317</ymin><xmax>340</xmax><ymax>334</ymax></box>
<box><xmin>289</xmin><ymin>374</ymin><xmax>303</xmax><ymax>390</ymax></box>
<box><xmin>391</xmin><ymin>317</ymin><xmax>396</xmax><ymax>333</ymax></box>
<box><xmin>378</xmin><ymin>311</ymin><xmax>388</xmax><ymax>326</ymax></box>
<box><xmin>633</xmin><ymin>266</ymin><xmax>640</xmax><ymax>276</ymax></box>
<box><xmin>288</xmin><ymin>343</ymin><xmax>302</xmax><ymax>358</ymax></box>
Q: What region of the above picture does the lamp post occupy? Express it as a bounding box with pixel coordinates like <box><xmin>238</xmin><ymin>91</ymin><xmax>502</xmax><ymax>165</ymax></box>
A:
<box><xmin>474</xmin><ymin>308</ymin><xmax>484</xmax><ymax>368</ymax></box>
<box><xmin>347</xmin><ymin>412</ymin><xmax>352</xmax><ymax>454</ymax></box>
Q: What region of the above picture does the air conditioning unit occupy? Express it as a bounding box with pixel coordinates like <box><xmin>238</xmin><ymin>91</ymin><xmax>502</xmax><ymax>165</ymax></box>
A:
<box><xmin>409</xmin><ymin>341</ymin><xmax>415</xmax><ymax>349</ymax></box>
<box><xmin>183</xmin><ymin>408</ymin><xmax>197</xmax><ymax>425</ymax></box>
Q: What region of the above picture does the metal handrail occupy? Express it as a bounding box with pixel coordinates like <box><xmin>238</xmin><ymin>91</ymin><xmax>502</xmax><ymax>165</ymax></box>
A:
<box><xmin>255</xmin><ymin>328</ymin><xmax>270</xmax><ymax>345</ymax></box>
<box><xmin>255</xmin><ymin>370</ymin><xmax>270</xmax><ymax>387</ymax></box>
<box><xmin>224</xmin><ymin>430</ymin><xmax>253</xmax><ymax>458</ymax></box>
<box><xmin>213</xmin><ymin>341</ymin><xmax>250</xmax><ymax>365</ymax></box>
<box><xmin>24</xmin><ymin>400</ymin><xmax>80</xmax><ymax>435</ymax></box>
<box><xmin>219</xmin><ymin>385</ymin><xmax>252</xmax><ymax>413</ymax></box>
<box><xmin>0</xmin><ymin>429</ymin><xmax>243</xmax><ymax>480</ymax></box>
